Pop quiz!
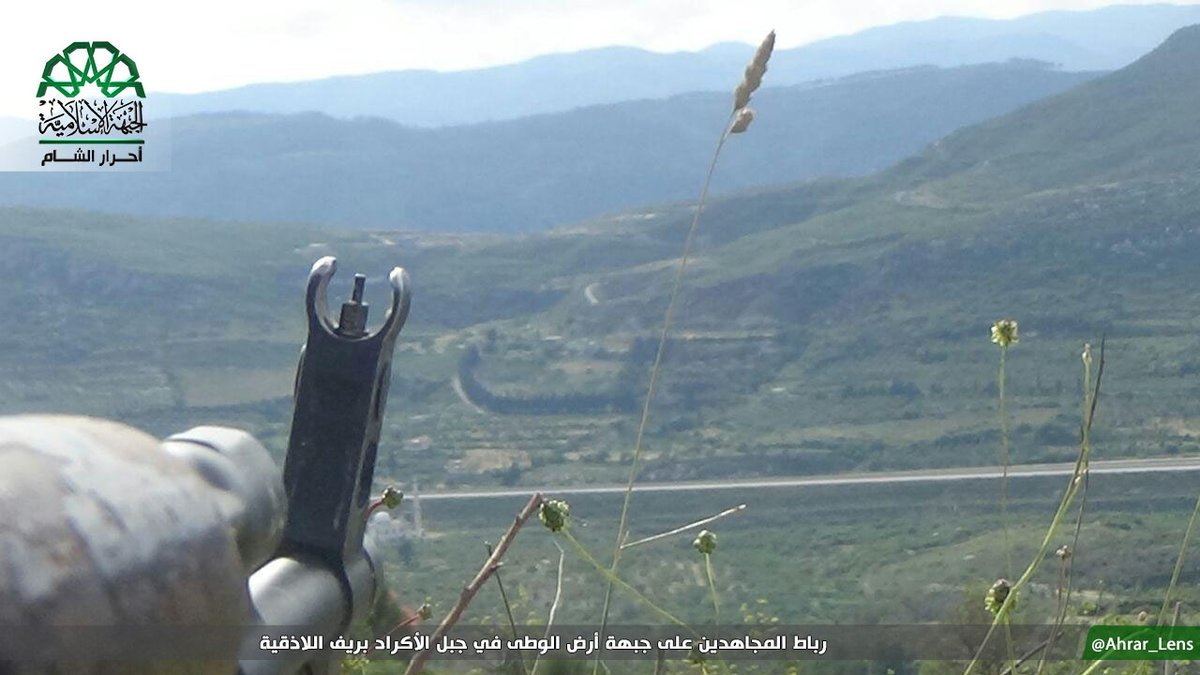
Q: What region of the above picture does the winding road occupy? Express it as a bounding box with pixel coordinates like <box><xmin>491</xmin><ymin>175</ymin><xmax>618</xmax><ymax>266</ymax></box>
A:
<box><xmin>450</xmin><ymin>374</ymin><xmax>487</xmax><ymax>414</ymax></box>
<box><xmin>584</xmin><ymin>282</ymin><xmax>601</xmax><ymax>305</ymax></box>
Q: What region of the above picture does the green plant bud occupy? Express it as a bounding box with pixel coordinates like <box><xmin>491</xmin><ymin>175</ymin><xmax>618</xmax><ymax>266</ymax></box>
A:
<box><xmin>381</xmin><ymin>485</ymin><xmax>403</xmax><ymax>510</ymax></box>
<box><xmin>991</xmin><ymin>319</ymin><xmax>1019</xmax><ymax>347</ymax></box>
<box><xmin>540</xmin><ymin>498</ymin><xmax>571</xmax><ymax>533</ymax></box>
<box><xmin>985</xmin><ymin>578</ymin><xmax>1014</xmax><ymax>615</ymax></box>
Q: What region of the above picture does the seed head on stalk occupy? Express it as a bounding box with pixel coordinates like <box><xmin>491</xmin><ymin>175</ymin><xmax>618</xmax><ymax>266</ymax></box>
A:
<box><xmin>730</xmin><ymin>108</ymin><xmax>755</xmax><ymax>134</ymax></box>
<box><xmin>591</xmin><ymin>32</ymin><xmax>776</xmax><ymax>671</ymax></box>
<box><xmin>985</xmin><ymin>578</ymin><xmax>1014</xmax><ymax>615</ymax></box>
<box><xmin>991</xmin><ymin>319</ymin><xmax>1019</xmax><ymax>348</ymax></box>
<box><xmin>733</xmin><ymin>31</ymin><xmax>776</xmax><ymax>111</ymax></box>
<box><xmin>540</xmin><ymin>498</ymin><xmax>571</xmax><ymax>533</ymax></box>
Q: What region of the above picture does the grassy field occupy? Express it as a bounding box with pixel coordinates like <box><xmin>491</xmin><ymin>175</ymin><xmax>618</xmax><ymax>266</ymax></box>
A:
<box><xmin>378</xmin><ymin>470</ymin><xmax>1200</xmax><ymax>629</ymax></box>
<box><xmin>346</xmin><ymin>469</ymin><xmax>1200</xmax><ymax>674</ymax></box>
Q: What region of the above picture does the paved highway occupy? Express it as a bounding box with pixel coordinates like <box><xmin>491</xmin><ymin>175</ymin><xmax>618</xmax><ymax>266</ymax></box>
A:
<box><xmin>417</xmin><ymin>456</ymin><xmax>1200</xmax><ymax>501</ymax></box>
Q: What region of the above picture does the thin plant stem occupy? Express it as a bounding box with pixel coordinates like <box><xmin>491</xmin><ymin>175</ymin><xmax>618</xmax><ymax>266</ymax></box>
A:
<box><xmin>1158</xmin><ymin>491</ymin><xmax>1200</xmax><ymax>624</ymax></box>
<box><xmin>997</xmin><ymin>343</ymin><xmax>1016</xmax><ymax>675</ymax></box>
<box><xmin>999</xmin><ymin>344</ymin><xmax>1013</xmax><ymax>579</ymax></box>
<box><xmin>593</xmin><ymin>111</ymin><xmax>736</xmax><ymax>673</ymax></box>
<box><xmin>964</xmin><ymin>340</ymin><xmax>1105</xmax><ymax>675</ymax></box>
<box><xmin>622</xmin><ymin>504</ymin><xmax>747</xmax><ymax>550</ymax></box>
<box><xmin>1037</xmin><ymin>350</ymin><xmax>1096</xmax><ymax>675</ymax></box>
<box><xmin>704</xmin><ymin>553</ymin><xmax>720</xmax><ymax>627</ymax></box>
<box><xmin>563</xmin><ymin>529</ymin><xmax>696</xmax><ymax>634</ymax></box>
<box><xmin>1166</xmin><ymin>601</ymin><xmax>1182</xmax><ymax>675</ymax></box>
<box><xmin>1036</xmin><ymin>533</ymin><xmax>1078</xmax><ymax>675</ymax></box>
<box><xmin>388</xmin><ymin>612</ymin><xmax>424</xmax><ymax>631</ymax></box>
<box><xmin>970</xmin><ymin>471</ymin><xmax>1082</xmax><ymax>675</ymax></box>
<box><xmin>365</xmin><ymin>485</ymin><xmax>402</xmax><ymax>519</ymax></box>
<box><xmin>405</xmin><ymin>493</ymin><xmax>543</xmax><ymax>675</ymax></box>
<box><xmin>1000</xmin><ymin>630</ymin><xmax>1065</xmax><ymax>675</ymax></box>
<box><xmin>996</xmin><ymin>614</ymin><xmax>1016</xmax><ymax>675</ymax></box>
<box><xmin>530</xmin><ymin>541</ymin><xmax>566</xmax><ymax>675</ymax></box>
<box><xmin>487</xmin><ymin>541</ymin><xmax>527</xmax><ymax>675</ymax></box>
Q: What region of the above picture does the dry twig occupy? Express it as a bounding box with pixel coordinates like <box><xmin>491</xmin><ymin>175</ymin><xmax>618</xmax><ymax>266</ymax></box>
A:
<box><xmin>404</xmin><ymin>492</ymin><xmax>545</xmax><ymax>675</ymax></box>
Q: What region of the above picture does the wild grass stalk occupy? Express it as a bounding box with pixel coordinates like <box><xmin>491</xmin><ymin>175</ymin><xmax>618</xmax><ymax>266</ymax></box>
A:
<box><xmin>704</xmin><ymin>554</ymin><xmax>719</xmax><ymax>626</ymax></box>
<box><xmin>487</xmin><ymin>540</ymin><xmax>528</xmax><ymax>675</ymax></box>
<box><xmin>964</xmin><ymin>338</ymin><xmax>1105</xmax><ymax>675</ymax></box>
<box><xmin>537</xmin><ymin>498</ymin><xmax>696</xmax><ymax>633</ymax></box>
<box><xmin>1157</xmin><ymin>491</ymin><xmax>1200</xmax><ymax>624</ymax></box>
<box><xmin>404</xmin><ymin>493</ymin><xmax>544</xmax><ymax>675</ymax></box>
<box><xmin>991</xmin><ymin>319</ymin><xmax>1018</xmax><ymax>579</ymax></box>
<box><xmin>1106</xmin><ymin>491</ymin><xmax>1200</xmax><ymax>675</ymax></box>
<box><xmin>591</xmin><ymin>30</ymin><xmax>775</xmax><ymax>674</ymax></box>
<box><xmin>565</xmin><ymin>528</ymin><xmax>695</xmax><ymax>632</ymax></box>
<box><xmin>1035</xmin><ymin>344</ymin><xmax>1094</xmax><ymax>675</ymax></box>
<box><xmin>621</xmin><ymin>504</ymin><xmax>746</xmax><ymax>551</ymax></box>
<box><xmin>530</xmin><ymin>541</ymin><xmax>566</xmax><ymax>675</ymax></box>
<box><xmin>694</xmin><ymin>530</ymin><xmax>720</xmax><ymax>628</ymax></box>
<box><xmin>990</xmin><ymin>319</ymin><xmax>1020</xmax><ymax>672</ymax></box>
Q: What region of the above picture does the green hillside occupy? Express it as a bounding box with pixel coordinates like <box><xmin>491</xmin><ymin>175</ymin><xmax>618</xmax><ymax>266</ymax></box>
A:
<box><xmin>898</xmin><ymin>23</ymin><xmax>1200</xmax><ymax>198</ymax></box>
<box><xmin>3</xmin><ymin>27</ymin><xmax>1200</xmax><ymax>493</ymax></box>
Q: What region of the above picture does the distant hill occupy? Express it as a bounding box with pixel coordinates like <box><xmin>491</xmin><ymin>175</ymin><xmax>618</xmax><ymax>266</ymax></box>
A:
<box><xmin>0</xmin><ymin>61</ymin><xmax>1097</xmax><ymax>232</ymax></box>
<box><xmin>894</xmin><ymin>21</ymin><xmax>1200</xmax><ymax>195</ymax></box>
<box><xmin>601</xmin><ymin>24</ymin><xmax>1200</xmax><ymax>330</ymax></box>
<box><xmin>153</xmin><ymin>3</ymin><xmax>1200</xmax><ymax>126</ymax></box>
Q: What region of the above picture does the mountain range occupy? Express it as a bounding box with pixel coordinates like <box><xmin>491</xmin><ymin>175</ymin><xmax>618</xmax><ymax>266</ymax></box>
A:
<box><xmin>0</xmin><ymin>60</ymin><xmax>1097</xmax><ymax>232</ymax></box>
<box><xmin>153</xmin><ymin>3</ymin><xmax>1200</xmax><ymax>126</ymax></box>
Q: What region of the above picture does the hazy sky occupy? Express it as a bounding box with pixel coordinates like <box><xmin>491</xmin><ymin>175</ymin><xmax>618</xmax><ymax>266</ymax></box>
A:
<box><xmin>0</xmin><ymin>0</ymin><xmax>1193</xmax><ymax>108</ymax></box>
